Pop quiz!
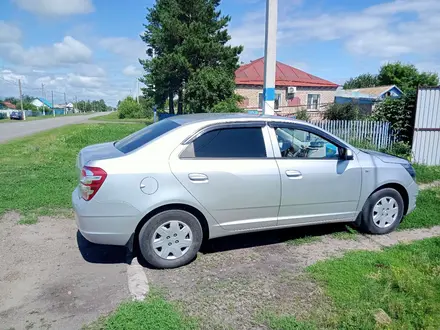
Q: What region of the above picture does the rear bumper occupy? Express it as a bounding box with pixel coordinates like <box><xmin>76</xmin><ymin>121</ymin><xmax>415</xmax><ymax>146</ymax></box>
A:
<box><xmin>72</xmin><ymin>188</ymin><xmax>140</xmax><ymax>246</ymax></box>
<box><xmin>406</xmin><ymin>181</ymin><xmax>419</xmax><ymax>215</ymax></box>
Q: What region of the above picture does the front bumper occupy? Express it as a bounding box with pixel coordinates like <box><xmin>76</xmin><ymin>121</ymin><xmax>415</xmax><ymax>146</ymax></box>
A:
<box><xmin>72</xmin><ymin>187</ymin><xmax>140</xmax><ymax>246</ymax></box>
<box><xmin>406</xmin><ymin>181</ymin><xmax>419</xmax><ymax>214</ymax></box>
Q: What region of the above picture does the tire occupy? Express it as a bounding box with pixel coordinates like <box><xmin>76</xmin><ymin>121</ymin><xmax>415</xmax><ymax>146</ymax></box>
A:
<box><xmin>138</xmin><ymin>210</ymin><xmax>203</xmax><ymax>268</ymax></box>
<box><xmin>358</xmin><ymin>188</ymin><xmax>404</xmax><ymax>235</ymax></box>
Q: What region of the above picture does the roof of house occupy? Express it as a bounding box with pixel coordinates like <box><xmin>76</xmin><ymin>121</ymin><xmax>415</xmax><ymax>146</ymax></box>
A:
<box><xmin>235</xmin><ymin>57</ymin><xmax>338</xmax><ymax>88</ymax></box>
<box><xmin>1</xmin><ymin>101</ymin><xmax>16</xmax><ymax>109</ymax></box>
<box><xmin>336</xmin><ymin>85</ymin><xmax>403</xmax><ymax>99</ymax></box>
<box><xmin>33</xmin><ymin>97</ymin><xmax>53</xmax><ymax>108</ymax></box>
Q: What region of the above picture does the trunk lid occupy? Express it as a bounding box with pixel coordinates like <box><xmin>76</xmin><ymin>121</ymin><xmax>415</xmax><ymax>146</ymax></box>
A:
<box><xmin>77</xmin><ymin>142</ymin><xmax>124</xmax><ymax>169</ymax></box>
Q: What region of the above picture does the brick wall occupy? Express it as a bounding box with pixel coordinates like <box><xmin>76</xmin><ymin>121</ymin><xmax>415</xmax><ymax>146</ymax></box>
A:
<box><xmin>236</xmin><ymin>85</ymin><xmax>337</xmax><ymax>116</ymax></box>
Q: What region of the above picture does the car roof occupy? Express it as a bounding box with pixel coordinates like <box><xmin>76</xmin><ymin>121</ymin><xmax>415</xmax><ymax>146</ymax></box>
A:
<box><xmin>169</xmin><ymin>113</ymin><xmax>301</xmax><ymax>126</ymax></box>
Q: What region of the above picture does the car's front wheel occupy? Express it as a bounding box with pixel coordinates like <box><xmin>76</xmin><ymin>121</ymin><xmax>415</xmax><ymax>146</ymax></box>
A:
<box><xmin>358</xmin><ymin>188</ymin><xmax>404</xmax><ymax>234</ymax></box>
<box><xmin>138</xmin><ymin>210</ymin><xmax>203</xmax><ymax>268</ymax></box>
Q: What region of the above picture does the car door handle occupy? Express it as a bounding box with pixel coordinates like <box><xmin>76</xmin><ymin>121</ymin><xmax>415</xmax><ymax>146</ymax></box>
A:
<box><xmin>188</xmin><ymin>173</ymin><xmax>208</xmax><ymax>182</ymax></box>
<box><xmin>285</xmin><ymin>170</ymin><xmax>302</xmax><ymax>179</ymax></box>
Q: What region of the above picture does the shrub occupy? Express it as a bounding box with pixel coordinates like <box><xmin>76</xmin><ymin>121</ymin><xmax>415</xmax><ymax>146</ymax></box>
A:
<box><xmin>0</xmin><ymin>112</ymin><xmax>7</xmax><ymax>120</ymax></box>
<box><xmin>324</xmin><ymin>103</ymin><xmax>361</xmax><ymax>120</ymax></box>
<box><xmin>295</xmin><ymin>108</ymin><xmax>310</xmax><ymax>121</ymax></box>
<box><xmin>211</xmin><ymin>95</ymin><xmax>243</xmax><ymax>113</ymax></box>
<box><xmin>118</xmin><ymin>96</ymin><xmax>144</xmax><ymax>119</ymax></box>
<box><xmin>372</xmin><ymin>91</ymin><xmax>416</xmax><ymax>144</ymax></box>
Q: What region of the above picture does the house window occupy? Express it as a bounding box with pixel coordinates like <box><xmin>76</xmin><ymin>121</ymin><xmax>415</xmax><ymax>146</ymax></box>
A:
<box><xmin>259</xmin><ymin>93</ymin><xmax>281</xmax><ymax>110</ymax></box>
<box><xmin>307</xmin><ymin>94</ymin><xmax>320</xmax><ymax>110</ymax></box>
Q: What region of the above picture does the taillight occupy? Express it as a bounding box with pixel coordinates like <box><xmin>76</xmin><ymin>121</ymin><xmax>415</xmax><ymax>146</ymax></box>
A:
<box><xmin>80</xmin><ymin>166</ymin><xmax>107</xmax><ymax>201</ymax></box>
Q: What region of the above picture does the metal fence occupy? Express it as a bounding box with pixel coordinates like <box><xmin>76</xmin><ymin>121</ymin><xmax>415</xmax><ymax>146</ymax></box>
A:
<box><xmin>412</xmin><ymin>87</ymin><xmax>440</xmax><ymax>165</ymax></box>
<box><xmin>309</xmin><ymin>120</ymin><xmax>393</xmax><ymax>149</ymax></box>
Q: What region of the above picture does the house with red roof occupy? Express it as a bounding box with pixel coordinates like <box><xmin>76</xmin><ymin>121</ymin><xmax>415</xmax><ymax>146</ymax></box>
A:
<box><xmin>235</xmin><ymin>58</ymin><xmax>338</xmax><ymax>117</ymax></box>
<box><xmin>0</xmin><ymin>101</ymin><xmax>17</xmax><ymax>110</ymax></box>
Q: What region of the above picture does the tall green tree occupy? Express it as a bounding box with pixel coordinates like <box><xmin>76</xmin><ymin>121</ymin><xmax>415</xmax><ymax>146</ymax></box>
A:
<box><xmin>344</xmin><ymin>63</ymin><xmax>439</xmax><ymax>92</ymax></box>
<box><xmin>140</xmin><ymin>0</ymin><xmax>242</xmax><ymax>114</ymax></box>
<box><xmin>378</xmin><ymin>62</ymin><xmax>439</xmax><ymax>93</ymax></box>
<box><xmin>343</xmin><ymin>74</ymin><xmax>379</xmax><ymax>89</ymax></box>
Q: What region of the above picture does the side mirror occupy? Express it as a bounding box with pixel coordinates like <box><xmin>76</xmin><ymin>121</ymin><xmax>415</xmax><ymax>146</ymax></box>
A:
<box><xmin>344</xmin><ymin>149</ymin><xmax>354</xmax><ymax>160</ymax></box>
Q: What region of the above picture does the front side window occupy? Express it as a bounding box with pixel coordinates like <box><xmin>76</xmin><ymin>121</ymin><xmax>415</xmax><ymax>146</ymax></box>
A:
<box><xmin>183</xmin><ymin>127</ymin><xmax>266</xmax><ymax>158</ymax></box>
<box><xmin>307</xmin><ymin>94</ymin><xmax>320</xmax><ymax>110</ymax></box>
<box><xmin>275</xmin><ymin>127</ymin><xmax>339</xmax><ymax>159</ymax></box>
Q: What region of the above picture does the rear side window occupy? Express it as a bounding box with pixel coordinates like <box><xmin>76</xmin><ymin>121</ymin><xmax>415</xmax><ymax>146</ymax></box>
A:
<box><xmin>182</xmin><ymin>127</ymin><xmax>266</xmax><ymax>158</ymax></box>
<box><xmin>115</xmin><ymin>119</ymin><xmax>180</xmax><ymax>153</ymax></box>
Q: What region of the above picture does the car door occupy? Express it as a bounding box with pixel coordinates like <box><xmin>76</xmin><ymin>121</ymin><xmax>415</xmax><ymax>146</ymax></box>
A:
<box><xmin>268</xmin><ymin>122</ymin><xmax>362</xmax><ymax>226</ymax></box>
<box><xmin>169</xmin><ymin>123</ymin><xmax>281</xmax><ymax>232</ymax></box>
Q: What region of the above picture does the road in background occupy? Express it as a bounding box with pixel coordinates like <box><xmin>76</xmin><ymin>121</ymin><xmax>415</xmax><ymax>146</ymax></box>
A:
<box><xmin>0</xmin><ymin>112</ymin><xmax>110</xmax><ymax>143</ymax></box>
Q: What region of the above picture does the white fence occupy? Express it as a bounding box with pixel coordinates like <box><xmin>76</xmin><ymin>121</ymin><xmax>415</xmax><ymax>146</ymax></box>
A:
<box><xmin>309</xmin><ymin>120</ymin><xmax>393</xmax><ymax>149</ymax></box>
<box><xmin>412</xmin><ymin>87</ymin><xmax>440</xmax><ymax>165</ymax></box>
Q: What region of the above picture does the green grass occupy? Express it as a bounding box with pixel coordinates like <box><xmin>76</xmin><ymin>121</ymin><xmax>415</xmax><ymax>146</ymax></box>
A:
<box><xmin>90</xmin><ymin>111</ymin><xmax>153</xmax><ymax>124</ymax></box>
<box><xmin>84</xmin><ymin>294</ymin><xmax>198</xmax><ymax>330</ymax></box>
<box><xmin>400</xmin><ymin>188</ymin><xmax>440</xmax><ymax>230</ymax></box>
<box><xmin>0</xmin><ymin>123</ymin><xmax>144</xmax><ymax>218</ymax></box>
<box><xmin>414</xmin><ymin>164</ymin><xmax>440</xmax><ymax>184</ymax></box>
<box><xmin>262</xmin><ymin>313</ymin><xmax>316</xmax><ymax>330</ymax></box>
<box><xmin>330</xmin><ymin>225</ymin><xmax>359</xmax><ymax>240</ymax></box>
<box><xmin>305</xmin><ymin>237</ymin><xmax>440</xmax><ymax>329</ymax></box>
<box><xmin>0</xmin><ymin>112</ymin><xmax>85</xmax><ymax>123</ymax></box>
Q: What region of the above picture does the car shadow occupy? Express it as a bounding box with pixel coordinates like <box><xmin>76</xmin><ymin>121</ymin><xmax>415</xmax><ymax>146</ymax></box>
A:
<box><xmin>76</xmin><ymin>231</ymin><xmax>132</xmax><ymax>264</ymax></box>
<box><xmin>200</xmin><ymin>222</ymin><xmax>351</xmax><ymax>254</ymax></box>
<box><xmin>77</xmin><ymin>223</ymin><xmax>353</xmax><ymax>267</ymax></box>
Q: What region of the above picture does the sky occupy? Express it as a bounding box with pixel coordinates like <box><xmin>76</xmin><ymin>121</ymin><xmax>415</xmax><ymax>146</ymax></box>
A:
<box><xmin>0</xmin><ymin>0</ymin><xmax>439</xmax><ymax>106</ymax></box>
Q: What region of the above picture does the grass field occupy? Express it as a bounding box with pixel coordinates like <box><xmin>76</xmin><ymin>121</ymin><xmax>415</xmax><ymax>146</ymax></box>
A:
<box><xmin>90</xmin><ymin>111</ymin><xmax>153</xmax><ymax>124</ymax></box>
<box><xmin>0</xmin><ymin>112</ymin><xmax>85</xmax><ymax>123</ymax></box>
<box><xmin>0</xmin><ymin>123</ymin><xmax>144</xmax><ymax>217</ymax></box>
<box><xmin>414</xmin><ymin>164</ymin><xmax>440</xmax><ymax>184</ymax></box>
<box><xmin>85</xmin><ymin>293</ymin><xmax>197</xmax><ymax>330</ymax></box>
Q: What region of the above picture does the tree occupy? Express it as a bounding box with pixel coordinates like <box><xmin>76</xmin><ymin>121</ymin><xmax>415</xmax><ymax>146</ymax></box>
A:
<box><xmin>343</xmin><ymin>74</ymin><xmax>379</xmax><ymax>89</ymax></box>
<box><xmin>140</xmin><ymin>0</ymin><xmax>242</xmax><ymax>114</ymax></box>
<box><xmin>295</xmin><ymin>108</ymin><xmax>310</xmax><ymax>121</ymax></box>
<box><xmin>378</xmin><ymin>62</ymin><xmax>439</xmax><ymax>93</ymax></box>
<box><xmin>324</xmin><ymin>103</ymin><xmax>361</xmax><ymax>120</ymax></box>
<box><xmin>118</xmin><ymin>96</ymin><xmax>144</xmax><ymax>119</ymax></box>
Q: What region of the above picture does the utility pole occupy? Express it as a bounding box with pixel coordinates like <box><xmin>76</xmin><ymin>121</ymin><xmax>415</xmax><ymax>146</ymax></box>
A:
<box><xmin>18</xmin><ymin>79</ymin><xmax>25</xmax><ymax>120</ymax></box>
<box><xmin>136</xmin><ymin>80</ymin><xmax>140</xmax><ymax>104</ymax></box>
<box><xmin>52</xmin><ymin>91</ymin><xmax>55</xmax><ymax>117</ymax></box>
<box><xmin>262</xmin><ymin>0</ymin><xmax>278</xmax><ymax>115</ymax></box>
<box><xmin>64</xmin><ymin>92</ymin><xmax>67</xmax><ymax>115</ymax></box>
<box><xmin>41</xmin><ymin>83</ymin><xmax>45</xmax><ymax>98</ymax></box>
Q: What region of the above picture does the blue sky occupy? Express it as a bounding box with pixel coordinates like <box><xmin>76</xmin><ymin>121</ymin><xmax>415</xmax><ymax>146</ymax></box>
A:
<box><xmin>1</xmin><ymin>0</ymin><xmax>439</xmax><ymax>106</ymax></box>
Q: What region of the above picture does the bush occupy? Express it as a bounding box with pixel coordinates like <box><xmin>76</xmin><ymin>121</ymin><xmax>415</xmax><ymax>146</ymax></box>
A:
<box><xmin>118</xmin><ymin>96</ymin><xmax>144</xmax><ymax>119</ymax></box>
<box><xmin>211</xmin><ymin>95</ymin><xmax>243</xmax><ymax>113</ymax></box>
<box><xmin>324</xmin><ymin>103</ymin><xmax>361</xmax><ymax>120</ymax></box>
<box><xmin>295</xmin><ymin>108</ymin><xmax>310</xmax><ymax>121</ymax></box>
<box><xmin>0</xmin><ymin>113</ymin><xmax>7</xmax><ymax>120</ymax></box>
<box><xmin>372</xmin><ymin>91</ymin><xmax>416</xmax><ymax>144</ymax></box>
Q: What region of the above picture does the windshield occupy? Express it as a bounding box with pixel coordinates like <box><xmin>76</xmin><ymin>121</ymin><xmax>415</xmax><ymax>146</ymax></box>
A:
<box><xmin>115</xmin><ymin>119</ymin><xmax>181</xmax><ymax>154</ymax></box>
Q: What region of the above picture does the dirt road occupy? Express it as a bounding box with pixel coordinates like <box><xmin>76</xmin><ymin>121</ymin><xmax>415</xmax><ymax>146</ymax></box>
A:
<box><xmin>0</xmin><ymin>113</ymin><xmax>109</xmax><ymax>143</ymax></box>
<box><xmin>0</xmin><ymin>212</ymin><xmax>129</xmax><ymax>330</ymax></box>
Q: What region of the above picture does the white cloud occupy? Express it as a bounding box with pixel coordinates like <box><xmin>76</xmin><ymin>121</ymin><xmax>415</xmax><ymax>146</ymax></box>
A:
<box><xmin>66</xmin><ymin>73</ymin><xmax>104</xmax><ymax>88</ymax></box>
<box><xmin>0</xmin><ymin>36</ymin><xmax>92</xmax><ymax>67</ymax></box>
<box><xmin>122</xmin><ymin>65</ymin><xmax>142</xmax><ymax>77</ymax></box>
<box><xmin>12</xmin><ymin>0</ymin><xmax>94</xmax><ymax>16</ymax></box>
<box><xmin>99</xmin><ymin>37</ymin><xmax>145</xmax><ymax>59</ymax></box>
<box><xmin>230</xmin><ymin>0</ymin><xmax>440</xmax><ymax>61</ymax></box>
<box><xmin>0</xmin><ymin>21</ymin><xmax>22</xmax><ymax>43</ymax></box>
<box><xmin>1</xmin><ymin>69</ymin><xmax>28</xmax><ymax>84</ymax></box>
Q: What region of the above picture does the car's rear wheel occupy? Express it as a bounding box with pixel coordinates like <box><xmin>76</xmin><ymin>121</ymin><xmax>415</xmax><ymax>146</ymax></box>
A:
<box><xmin>138</xmin><ymin>210</ymin><xmax>203</xmax><ymax>268</ymax></box>
<box><xmin>358</xmin><ymin>188</ymin><xmax>404</xmax><ymax>234</ymax></box>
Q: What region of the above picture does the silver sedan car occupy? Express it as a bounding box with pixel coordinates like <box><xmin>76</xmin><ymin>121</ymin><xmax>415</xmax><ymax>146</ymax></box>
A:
<box><xmin>73</xmin><ymin>114</ymin><xmax>418</xmax><ymax>268</ymax></box>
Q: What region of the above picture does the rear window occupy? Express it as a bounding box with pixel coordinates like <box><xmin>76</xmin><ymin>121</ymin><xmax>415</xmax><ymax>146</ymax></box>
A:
<box><xmin>115</xmin><ymin>119</ymin><xmax>181</xmax><ymax>153</ymax></box>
